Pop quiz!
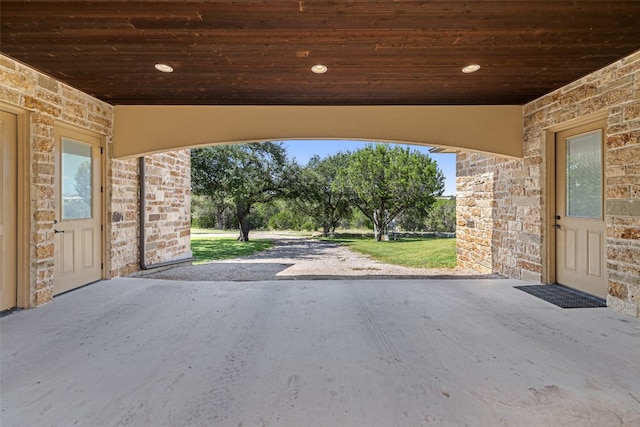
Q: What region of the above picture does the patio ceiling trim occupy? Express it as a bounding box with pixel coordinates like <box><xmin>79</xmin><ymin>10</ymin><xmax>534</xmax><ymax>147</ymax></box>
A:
<box><xmin>113</xmin><ymin>105</ymin><xmax>523</xmax><ymax>159</ymax></box>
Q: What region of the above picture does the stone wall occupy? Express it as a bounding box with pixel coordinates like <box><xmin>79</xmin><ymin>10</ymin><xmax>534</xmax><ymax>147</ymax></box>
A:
<box><xmin>456</xmin><ymin>49</ymin><xmax>640</xmax><ymax>317</ymax></box>
<box><xmin>142</xmin><ymin>152</ymin><xmax>192</xmax><ymax>266</ymax></box>
<box><xmin>455</xmin><ymin>157</ymin><xmax>496</xmax><ymax>274</ymax></box>
<box><xmin>107</xmin><ymin>155</ymin><xmax>140</xmax><ymax>278</ymax></box>
<box><xmin>1</xmin><ymin>54</ymin><xmax>193</xmax><ymax>307</ymax></box>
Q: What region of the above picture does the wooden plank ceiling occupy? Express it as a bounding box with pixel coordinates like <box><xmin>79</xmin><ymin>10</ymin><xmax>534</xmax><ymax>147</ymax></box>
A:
<box><xmin>1</xmin><ymin>1</ymin><xmax>639</xmax><ymax>106</ymax></box>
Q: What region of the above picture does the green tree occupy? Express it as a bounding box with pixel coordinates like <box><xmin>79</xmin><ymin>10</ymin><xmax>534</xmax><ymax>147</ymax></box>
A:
<box><xmin>395</xmin><ymin>206</ymin><xmax>429</xmax><ymax>232</ymax></box>
<box><xmin>191</xmin><ymin>194</ymin><xmax>236</xmax><ymax>229</ymax></box>
<box><xmin>424</xmin><ymin>197</ymin><xmax>456</xmax><ymax>233</ymax></box>
<box><xmin>264</xmin><ymin>200</ymin><xmax>315</xmax><ymax>231</ymax></box>
<box><xmin>296</xmin><ymin>153</ymin><xmax>353</xmax><ymax>235</ymax></box>
<box><xmin>191</xmin><ymin>142</ymin><xmax>295</xmax><ymax>241</ymax></box>
<box><xmin>337</xmin><ymin>144</ymin><xmax>444</xmax><ymax>241</ymax></box>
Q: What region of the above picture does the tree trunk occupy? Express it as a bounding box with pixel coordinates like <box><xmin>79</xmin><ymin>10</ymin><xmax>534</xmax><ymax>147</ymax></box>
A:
<box><xmin>323</xmin><ymin>222</ymin><xmax>331</xmax><ymax>236</ymax></box>
<box><xmin>237</xmin><ymin>218</ymin><xmax>250</xmax><ymax>241</ymax></box>
<box><xmin>236</xmin><ymin>202</ymin><xmax>251</xmax><ymax>241</ymax></box>
<box><xmin>373</xmin><ymin>209</ymin><xmax>385</xmax><ymax>241</ymax></box>
<box><xmin>374</xmin><ymin>225</ymin><xmax>383</xmax><ymax>241</ymax></box>
<box><xmin>215</xmin><ymin>207</ymin><xmax>225</xmax><ymax>229</ymax></box>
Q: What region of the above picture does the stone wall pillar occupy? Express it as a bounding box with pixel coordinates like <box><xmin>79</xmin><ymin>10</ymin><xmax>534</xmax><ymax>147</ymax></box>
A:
<box><xmin>456</xmin><ymin>154</ymin><xmax>495</xmax><ymax>273</ymax></box>
<box><xmin>107</xmin><ymin>156</ymin><xmax>140</xmax><ymax>277</ymax></box>
<box><xmin>141</xmin><ymin>152</ymin><xmax>192</xmax><ymax>266</ymax></box>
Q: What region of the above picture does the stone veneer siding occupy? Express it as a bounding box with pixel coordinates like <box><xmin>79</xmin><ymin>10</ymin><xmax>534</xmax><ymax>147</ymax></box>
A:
<box><xmin>107</xmin><ymin>155</ymin><xmax>140</xmax><ymax>278</ymax></box>
<box><xmin>1</xmin><ymin>54</ymin><xmax>192</xmax><ymax>307</ymax></box>
<box><xmin>141</xmin><ymin>152</ymin><xmax>192</xmax><ymax>266</ymax></box>
<box><xmin>456</xmin><ymin>50</ymin><xmax>640</xmax><ymax>318</ymax></box>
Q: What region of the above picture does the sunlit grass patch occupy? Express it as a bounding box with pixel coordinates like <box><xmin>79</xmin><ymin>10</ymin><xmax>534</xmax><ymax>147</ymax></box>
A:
<box><xmin>190</xmin><ymin>237</ymin><xmax>273</xmax><ymax>264</ymax></box>
<box><xmin>324</xmin><ymin>237</ymin><xmax>456</xmax><ymax>269</ymax></box>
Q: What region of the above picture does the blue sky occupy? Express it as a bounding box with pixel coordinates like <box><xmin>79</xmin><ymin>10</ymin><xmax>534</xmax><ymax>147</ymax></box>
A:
<box><xmin>281</xmin><ymin>140</ymin><xmax>456</xmax><ymax>196</ymax></box>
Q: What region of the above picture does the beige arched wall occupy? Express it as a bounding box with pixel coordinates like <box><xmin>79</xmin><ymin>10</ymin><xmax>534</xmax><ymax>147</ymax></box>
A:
<box><xmin>112</xmin><ymin>105</ymin><xmax>523</xmax><ymax>159</ymax></box>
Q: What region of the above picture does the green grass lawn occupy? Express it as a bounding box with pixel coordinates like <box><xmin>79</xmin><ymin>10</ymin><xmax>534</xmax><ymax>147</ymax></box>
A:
<box><xmin>191</xmin><ymin>228</ymin><xmax>235</xmax><ymax>236</ymax></box>
<box><xmin>324</xmin><ymin>237</ymin><xmax>457</xmax><ymax>269</ymax></box>
<box><xmin>190</xmin><ymin>237</ymin><xmax>273</xmax><ymax>264</ymax></box>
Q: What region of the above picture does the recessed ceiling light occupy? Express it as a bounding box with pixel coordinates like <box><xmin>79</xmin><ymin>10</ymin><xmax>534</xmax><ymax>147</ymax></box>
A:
<box><xmin>155</xmin><ymin>63</ymin><xmax>174</xmax><ymax>73</ymax></box>
<box><xmin>462</xmin><ymin>64</ymin><xmax>481</xmax><ymax>74</ymax></box>
<box><xmin>311</xmin><ymin>64</ymin><xmax>328</xmax><ymax>74</ymax></box>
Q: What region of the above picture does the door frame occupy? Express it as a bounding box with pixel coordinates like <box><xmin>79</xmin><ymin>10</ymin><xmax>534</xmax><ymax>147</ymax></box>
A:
<box><xmin>543</xmin><ymin>110</ymin><xmax>608</xmax><ymax>285</ymax></box>
<box><xmin>53</xmin><ymin>121</ymin><xmax>107</xmax><ymax>291</ymax></box>
<box><xmin>0</xmin><ymin>103</ymin><xmax>31</xmax><ymax>308</ymax></box>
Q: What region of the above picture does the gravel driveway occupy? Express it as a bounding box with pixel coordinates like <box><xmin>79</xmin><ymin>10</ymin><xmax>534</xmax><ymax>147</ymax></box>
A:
<box><xmin>142</xmin><ymin>235</ymin><xmax>500</xmax><ymax>281</ymax></box>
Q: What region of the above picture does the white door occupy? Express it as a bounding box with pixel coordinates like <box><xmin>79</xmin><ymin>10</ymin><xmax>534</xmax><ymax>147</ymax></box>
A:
<box><xmin>53</xmin><ymin>125</ymin><xmax>102</xmax><ymax>295</ymax></box>
<box><xmin>1</xmin><ymin>111</ymin><xmax>18</xmax><ymax>311</ymax></box>
<box><xmin>555</xmin><ymin>121</ymin><xmax>607</xmax><ymax>298</ymax></box>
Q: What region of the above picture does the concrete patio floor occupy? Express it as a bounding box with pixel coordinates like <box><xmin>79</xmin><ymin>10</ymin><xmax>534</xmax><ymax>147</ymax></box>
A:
<box><xmin>1</xmin><ymin>277</ymin><xmax>640</xmax><ymax>426</ymax></box>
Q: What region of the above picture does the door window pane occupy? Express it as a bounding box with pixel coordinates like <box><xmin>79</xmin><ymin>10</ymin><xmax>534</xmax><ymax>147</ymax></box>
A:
<box><xmin>62</xmin><ymin>138</ymin><xmax>92</xmax><ymax>219</ymax></box>
<box><xmin>566</xmin><ymin>130</ymin><xmax>602</xmax><ymax>219</ymax></box>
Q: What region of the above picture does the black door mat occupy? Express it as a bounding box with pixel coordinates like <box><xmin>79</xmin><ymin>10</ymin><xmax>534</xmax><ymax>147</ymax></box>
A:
<box><xmin>514</xmin><ymin>284</ymin><xmax>606</xmax><ymax>309</ymax></box>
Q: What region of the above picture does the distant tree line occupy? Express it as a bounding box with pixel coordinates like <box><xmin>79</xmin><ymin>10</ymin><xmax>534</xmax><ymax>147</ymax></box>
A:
<box><xmin>191</xmin><ymin>142</ymin><xmax>455</xmax><ymax>241</ymax></box>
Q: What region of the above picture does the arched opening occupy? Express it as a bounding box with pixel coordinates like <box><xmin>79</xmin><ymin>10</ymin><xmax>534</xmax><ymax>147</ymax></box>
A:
<box><xmin>124</xmin><ymin>105</ymin><xmax>521</xmax><ymax>272</ymax></box>
<box><xmin>112</xmin><ymin>105</ymin><xmax>523</xmax><ymax>159</ymax></box>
